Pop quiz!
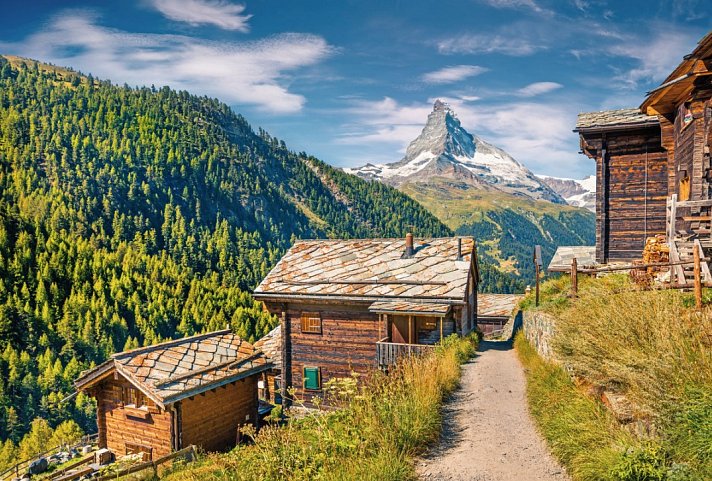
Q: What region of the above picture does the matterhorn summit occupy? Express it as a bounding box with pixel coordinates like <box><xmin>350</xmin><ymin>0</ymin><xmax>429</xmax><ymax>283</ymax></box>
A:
<box><xmin>346</xmin><ymin>100</ymin><xmax>565</xmax><ymax>204</ymax></box>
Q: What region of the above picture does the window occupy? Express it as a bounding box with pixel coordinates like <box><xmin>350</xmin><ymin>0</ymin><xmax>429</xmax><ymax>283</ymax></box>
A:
<box><xmin>122</xmin><ymin>386</ymin><xmax>147</xmax><ymax>407</ymax></box>
<box><xmin>679</xmin><ymin>171</ymin><xmax>691</xmax><ymax>202</ymax></box>
<box><xmin>300</xmin><ymin>312</ymin><xmax>322</xmax><ymax>334</ymax></box>
<box><xmin>303</xmin><ymin>367</ymin><xmax>321</xmax><ymax>391</ymax></box>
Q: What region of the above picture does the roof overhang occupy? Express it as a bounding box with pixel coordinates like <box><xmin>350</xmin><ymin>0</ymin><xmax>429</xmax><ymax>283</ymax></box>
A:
<box><xmin>368</xmin><ymin>301</ymin><xmax>452</xmax><ymax>316</ymax></box>
<box><xmin>253</xmin><ymin>292</ymin><xmax>467</xmax><ymax>305</ymax></box>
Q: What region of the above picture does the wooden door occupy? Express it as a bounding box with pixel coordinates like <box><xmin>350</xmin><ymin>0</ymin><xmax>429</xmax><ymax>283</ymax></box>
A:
<box><xmin>391</xmin><ymin>315</ymin><xmax>409</xmax><ymax>343</ymax></box>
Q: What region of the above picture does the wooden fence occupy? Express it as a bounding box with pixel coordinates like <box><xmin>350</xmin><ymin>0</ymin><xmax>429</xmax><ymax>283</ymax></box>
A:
<box><xmin>564</xmin><ymin>242</ymin><xmax>710</xmax><ymax>309</ymax></box>
<box><xmin>0</xmin><ymin>434</ymin><xmax>98</xmax><ymax>481</ymax></box>
<box><xmin>376</xmin><ymin>339</ymin><xmax>435</xmax><ymax>367</ymax></box>
<box><xmin>92</xmin><ymin>445</ymin><xmax>197</xmax><ymax>481</ymax></box>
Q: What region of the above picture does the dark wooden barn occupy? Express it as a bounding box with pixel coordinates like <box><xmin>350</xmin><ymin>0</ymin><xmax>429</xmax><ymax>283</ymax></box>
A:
<box><xmin>575</xmin><ymin>109</ymin><xmax>668</xmax><ymax>262</ymax></box>
<box><xmin>575</xmin><ymin>31</ymin><xmax>712</xmax><ymax>268</ymax></box>
<box><xmin>253</xmin><ymin>234</ymin><xmax>479</xmax><ymax>404</ymax></box>
<box><xmin>74</xmin><ymin>330</ymin><xmax>271</xmax><ymax>460</ymax></box>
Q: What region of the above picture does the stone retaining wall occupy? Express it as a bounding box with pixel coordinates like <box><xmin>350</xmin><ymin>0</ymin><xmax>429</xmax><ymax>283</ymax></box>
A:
<box><xmin>522</xmin><ymin>310</ymin><xmax>557</xmax><ymax>360</ymax></box>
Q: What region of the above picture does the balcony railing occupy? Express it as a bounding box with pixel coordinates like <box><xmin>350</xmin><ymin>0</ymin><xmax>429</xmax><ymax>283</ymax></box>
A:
<box><xmin>376</xmin><ymin>338</ymin><xmax>436</xmax><ymax>367</ymax></box>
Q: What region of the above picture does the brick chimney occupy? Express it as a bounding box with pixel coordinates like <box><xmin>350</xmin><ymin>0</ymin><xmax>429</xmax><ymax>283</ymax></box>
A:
<box><xmin>404</xmin><ymin>233</ymin><xmax>415</xmax><ymax>257</ymax></box>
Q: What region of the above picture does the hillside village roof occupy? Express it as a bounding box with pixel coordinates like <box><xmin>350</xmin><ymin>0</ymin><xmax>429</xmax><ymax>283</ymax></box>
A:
<box><xmin>75</xmin><ymin>330</ymin><xmax>271</xmax><ymax>408</ymax></box>
<box><xmin>253</xmin><ymin>237</ymin><xmax>477</xmax><ymax>304</ymax></box>
<box><xmin>548</xmin><ymin>246</ymin><xmax>597</xmax><ymax>272</ymax></box>
<box><xmin>477</xmin><ymin>294</ymin><xmax>523</xmax><ymax>318</ymax></box>
<box><xmin>575</xmin><ymin>108</ymin><xmax>659</xmax><ymax>132</ymax></box>
<box><xmin>253</xmin><ymin>325</ymin><xmax>281</xmax><ymax>368</ymax></box>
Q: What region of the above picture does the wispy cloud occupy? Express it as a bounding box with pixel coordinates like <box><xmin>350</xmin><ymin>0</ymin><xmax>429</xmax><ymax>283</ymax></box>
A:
<box><xmin>477</xmin><ymin>0</ymin><xmax>551</xmax><ymax>15</ymax></box>
<box><xmin>0</xmin><ymin>11</ymin><xmax>333</xmax><ymax>113</ymax></box>
<box><xmin>608</xmin><ymin>28</ymin><xmax>699</xmax><ymax>87</ymax></box>
<box><xmin>437</xmin><ymin>34</ymin><xmax>542</xmax><ymax>56</ymax></box>
<box><xmin>151</xmin><ymin>0</ymin><xmax>252</xmax><ymax>31</ymax></box>
<box><xmin>421</xmin><ymin>65</ymin><xmax>488</xmax><ymax>84</ymax></box>
<box><xmin>516</xmin><ymin>81</ymin><xmax>563</xmax><ymax>97</ymax></box>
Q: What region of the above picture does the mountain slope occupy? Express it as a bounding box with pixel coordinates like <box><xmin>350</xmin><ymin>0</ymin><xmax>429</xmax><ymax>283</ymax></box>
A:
<box><xmin>346</xmin><ymin>100</ymin><xmax>565</xmax><ymax>204</ymax></box>
<box><xmin>0</xmin><ymin>55</ymin><xmax>452</xmax><ymax>447</ymax></box>
<box><xmin>538</xmin><ymin>175</ymin><xmax>596</xmax><ymax>212</ymax></box>
<box><xmin>348</xmin><ymin>101</ymin><xmax>594</xmax><ymax>284</ymax></box>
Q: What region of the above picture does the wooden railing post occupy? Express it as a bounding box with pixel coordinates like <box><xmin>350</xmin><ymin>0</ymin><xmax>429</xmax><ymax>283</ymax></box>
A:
<box><xmin>571</xmin><ymin>257</ymin><xmax>578</xmax><ymax>296</ymax></box>
<box><xmin>694</xmin><ymin>243</ymin><xmax>703</xmax><ymax>309</ymax></box>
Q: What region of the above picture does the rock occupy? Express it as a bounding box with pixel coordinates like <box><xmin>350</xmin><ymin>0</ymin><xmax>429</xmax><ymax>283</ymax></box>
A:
<box><xmin>28</xmin><ymin>457</ymin><xmax>48</xmax><ymax>475</ymax></box>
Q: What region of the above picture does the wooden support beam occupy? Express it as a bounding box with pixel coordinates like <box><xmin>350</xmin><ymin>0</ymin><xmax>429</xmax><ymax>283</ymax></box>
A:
<box><xmin>694</xmin><ymin>243</ymin><xmax>703</xmax><ymax>310</ymax></box>
<box><xmin>571</xmin><ymin>257</ymin><xmax>578</xmax><ymax>297</ymax></box>
<box><xmin>439</xmin><ymin>316</ymin><xmax>443</xmax><ymax>343</ymax></box>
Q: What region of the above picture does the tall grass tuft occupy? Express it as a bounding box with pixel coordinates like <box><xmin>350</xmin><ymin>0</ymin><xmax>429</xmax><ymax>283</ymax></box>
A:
<box><xmin>163</xmin><ymin>334</ymin><xmax>477</xmax><ymax>481</ymax></box>
<box><xmin>519</xmin><ymin>275</ymin><xmax>712</xmax><ymax>480</ymax></box>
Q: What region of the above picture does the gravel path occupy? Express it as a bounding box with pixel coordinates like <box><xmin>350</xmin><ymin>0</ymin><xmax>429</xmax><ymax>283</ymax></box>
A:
<box><xmin>417</xmin><ymin>340</ymin><xmax>570</xmax><ymax>481</ymax></box>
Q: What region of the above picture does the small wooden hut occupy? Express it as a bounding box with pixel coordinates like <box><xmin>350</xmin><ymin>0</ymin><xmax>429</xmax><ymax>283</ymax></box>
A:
<box><xmin>74</xmin><ymin>330</ymin><xmax>271</xmax><ymax>459</ymax></box>
<box><xmin>575</xmin><ymin>109</ymin><xmax>668</xmax><ymax>262</ymax></box>
<box><xmin>253</xmin><ymin>234</ymin><xmax>479</xmax><ymax>404</ymax></box>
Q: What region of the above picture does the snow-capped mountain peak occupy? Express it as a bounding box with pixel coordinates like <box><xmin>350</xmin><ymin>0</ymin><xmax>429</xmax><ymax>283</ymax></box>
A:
<box><xmin>345</xmin><ymin>100</ymin><xmax>565</xmax><ymax>204</ymax></box>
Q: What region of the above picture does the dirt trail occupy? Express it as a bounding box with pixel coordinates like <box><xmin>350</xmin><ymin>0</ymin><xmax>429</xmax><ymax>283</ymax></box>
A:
<box><xmin>417</xmin><ymin>340</ymin><xmax>570</xmax><ymax>481</ymax></box>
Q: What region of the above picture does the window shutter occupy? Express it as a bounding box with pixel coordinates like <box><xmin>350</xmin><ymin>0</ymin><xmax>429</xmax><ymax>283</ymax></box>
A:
<box><xmin>301</xmin><ymin>312</ymin><xmax>322</xmax><ymax>334</ymax></box>
<box><xmin>303</xmin><ymin>367</ymin><xmax>321</xmax><ymax>390</ymax></box>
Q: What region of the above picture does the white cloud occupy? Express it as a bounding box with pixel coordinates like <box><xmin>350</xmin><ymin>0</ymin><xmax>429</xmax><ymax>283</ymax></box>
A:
<box><xmin>1</xmin><ymin>12</ymin><xmax>333</xmax><ymax>113</ymax></box>
<box><xmin>151</xmin><ymin>0</ymin><xmax>252</xmax><ymax>31</ymax></box>
<box><xmin>421</xmin><ymin>65</ymin><xmax>488</xmax><ymax>84</ymax></box>
<box><xmin>336</xmin><ymin>96</ymin><xmax>584</xmax><ymax>177</ymax></box>
<box><xmin>478</xmin><ymin>0</ymin><xmax>550</xmax><ymax>15</ymax></box>
<box><xmin>437</xmin><ymin>34</ymin><xmax>542</xmax><ymax>56</ymax></box>
<box><xmin>516</xmin><ymin>81</ymin><xmax>563</xmax><ymax>97</ymax></box>
<box><xmin>609</xmin><ymin>29</ymin><xmax>698</xmax><ymax>87</ymax></box>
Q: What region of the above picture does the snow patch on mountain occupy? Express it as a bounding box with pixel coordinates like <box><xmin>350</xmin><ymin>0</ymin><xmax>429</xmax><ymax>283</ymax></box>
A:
<box><xmin>538</xmin><ymin>175</ymin><xmax>596</xmax><ymax>212</ymax></box>
<box><xmin>345</xmin><ymin>100</ymin><xmax>565</xmax><ymax>204</ymax></box>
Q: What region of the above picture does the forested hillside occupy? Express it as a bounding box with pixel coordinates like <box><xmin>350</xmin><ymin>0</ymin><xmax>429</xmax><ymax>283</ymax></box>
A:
<box><xmin>0</xmin><ymin>55</ymin><xmax>455</xmax><ymax>455</ymax></box>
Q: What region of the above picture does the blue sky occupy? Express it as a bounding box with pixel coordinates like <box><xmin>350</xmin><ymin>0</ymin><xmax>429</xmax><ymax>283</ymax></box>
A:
<box><xmin>1</xmin><ymin>0</ymin><xmax>710</xmax><ymax>178</ymax></box>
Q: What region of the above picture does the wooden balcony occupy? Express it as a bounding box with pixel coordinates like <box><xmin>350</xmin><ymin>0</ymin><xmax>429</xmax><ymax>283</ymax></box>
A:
<box><xmin>376</xmin><ymin>338</ymin><xmax>436</xmax><ymax>367</ymax></box>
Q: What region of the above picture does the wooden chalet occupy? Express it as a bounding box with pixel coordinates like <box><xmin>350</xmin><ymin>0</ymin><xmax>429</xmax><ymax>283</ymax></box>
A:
<box><xmin>576</xmin><ymin>31</ymin><xmax>712</xmax><ymax>279</ymax></box>
<box><xmin>641</xmin><ymin>31</ymin><xmax>712</xmax><ymax>283</ymax></box>
<box><xmin>477</xmin><ymin>294</ymin><xmax>523</xmax><ymax>335</ymax></box>
<box><xmin>74</xmin><ymin>330</ymin><xmax>271</xmax><ymax>460</ymax></box>
<box><xmin>253</xmin><ymin>234</ymin><xmax>479</xmax><ymax>403</ymax></box>
<box><xmin>575</xmin><ymin>109</ymin><xmax>668</xmax><ymax>262</ymax></box>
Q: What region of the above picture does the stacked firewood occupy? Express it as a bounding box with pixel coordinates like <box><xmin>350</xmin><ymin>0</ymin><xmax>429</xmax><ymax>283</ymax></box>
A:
<box><xmin>630</xmin><ymin>235</ymin><xmax>670</xmax><ymax>286</ymax></box>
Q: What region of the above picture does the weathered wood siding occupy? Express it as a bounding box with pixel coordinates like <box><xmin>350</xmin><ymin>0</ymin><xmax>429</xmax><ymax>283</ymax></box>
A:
<box><xmin>291</xmin><ymin>303</ymin><xmax>379</xmax><ymax>403</ymax></box>
<box><xmin>95</xmin><ymin>375</ymin><xmax>173</xmax><ymax>459</ymax></box>
<box><xmin>180</xmin><ymin>375</ymin><xmax>259</xmax><ymax>453</ymax></box>
<box><xmin>582</xmin><ymin>126</ymin><xmax>668</xmax><ymax>262</ymax></box>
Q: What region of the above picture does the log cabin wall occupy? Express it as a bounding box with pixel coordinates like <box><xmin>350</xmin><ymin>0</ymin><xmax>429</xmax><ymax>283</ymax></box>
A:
<box><xmin>581</xmin><ymin>126</ymin><xmax>668</xmax><ymax>262</ymax></box>
<box><xmin>265</xmin><ymin>301</ymin><xmax>380</xmax><ymax>404</ymax></box>
<box><xmin>95</xmin><ymin>375</ymin><xmax>173</xmax><ymax>459</ymax></box>
<box><xmin>180</xmin><ymin>375</ymin><xmax>258</xmax><ymax>452</ymax></box>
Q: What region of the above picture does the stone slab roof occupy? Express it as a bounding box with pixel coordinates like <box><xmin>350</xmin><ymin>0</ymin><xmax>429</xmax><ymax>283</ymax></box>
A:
<box><xmin>253</xmin><ymin>325</ymin><xmax>281</xmax><ymax>368</ymax></box>
<box><xmin>548</xmin><ymin>246</ymin><xmax>597</xmax><ymax>272</ymax></box>
<box><xmin>254</xmin><ymin>237</ymin><xmax>476</xmax><ymax>303</ymax></box>
<box><xmin>477</xmin><ymin>294</ymin><xmax>523</xmax><ymax>318</ymax></box>
<box><xmin>75</xmin><ymin>330</ymin><xmax>271</xmax><ymax>407</ymax></box>
<box><xmin>368</xmin><ymin>301</ymin><xmax>452</xmax><ymax>316</ymax></box>
<box><xmin>575</xmin><ymin>108</ymin><xmax>658</xmax><ymax>131</ymax></box>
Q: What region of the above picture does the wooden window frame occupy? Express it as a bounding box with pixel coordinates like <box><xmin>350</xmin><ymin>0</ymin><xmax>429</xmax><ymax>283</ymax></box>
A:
<box><xmin>122</xmin><ymin>386</ymin><xmax>148</xmax><ymax>408</ymax></box>
<box><xmin>300</xmin><ymin>312</ymin><xmax>322</xmax><ymax>334</ymax></box>
<box><xmin>302</xmin><ymin>366</ymin><xmax>322</xmax><ymax>391</ymax></box>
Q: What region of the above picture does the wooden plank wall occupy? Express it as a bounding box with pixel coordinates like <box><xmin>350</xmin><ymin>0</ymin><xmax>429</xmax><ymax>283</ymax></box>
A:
<box><xmin>583</xmin><ymin>126</ymin><xmax>668</xmax><ymax>262</ymax></box>
<box><xmin>96</xmin><ymin>376</ymin><xmax>173</xmax><ymax>459</ymax></box>
<box><xmin>181</xmin><ymin>375</ymin><xmax>258</xmax><ymax>453</ymax></box>
<box><xmin>285</xmin><ymin>302</ymin><xmax>380</xmax><ymax>404</ymax></box>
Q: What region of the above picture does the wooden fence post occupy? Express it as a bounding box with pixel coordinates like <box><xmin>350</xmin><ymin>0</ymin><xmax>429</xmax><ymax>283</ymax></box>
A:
<box><xmin>571</xmin><ymin>257</ymin><xmax>578</xmax><ymax>296</ymax></box>
<box><xmin>535</xmin><ymin>263</ymin><xmax>540</xmax><ymax>307</ymax></box>
<box><xmin>694</xmin><ymin>243</ymin><xmax>702</xmax><ymax>309</ymax></box>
